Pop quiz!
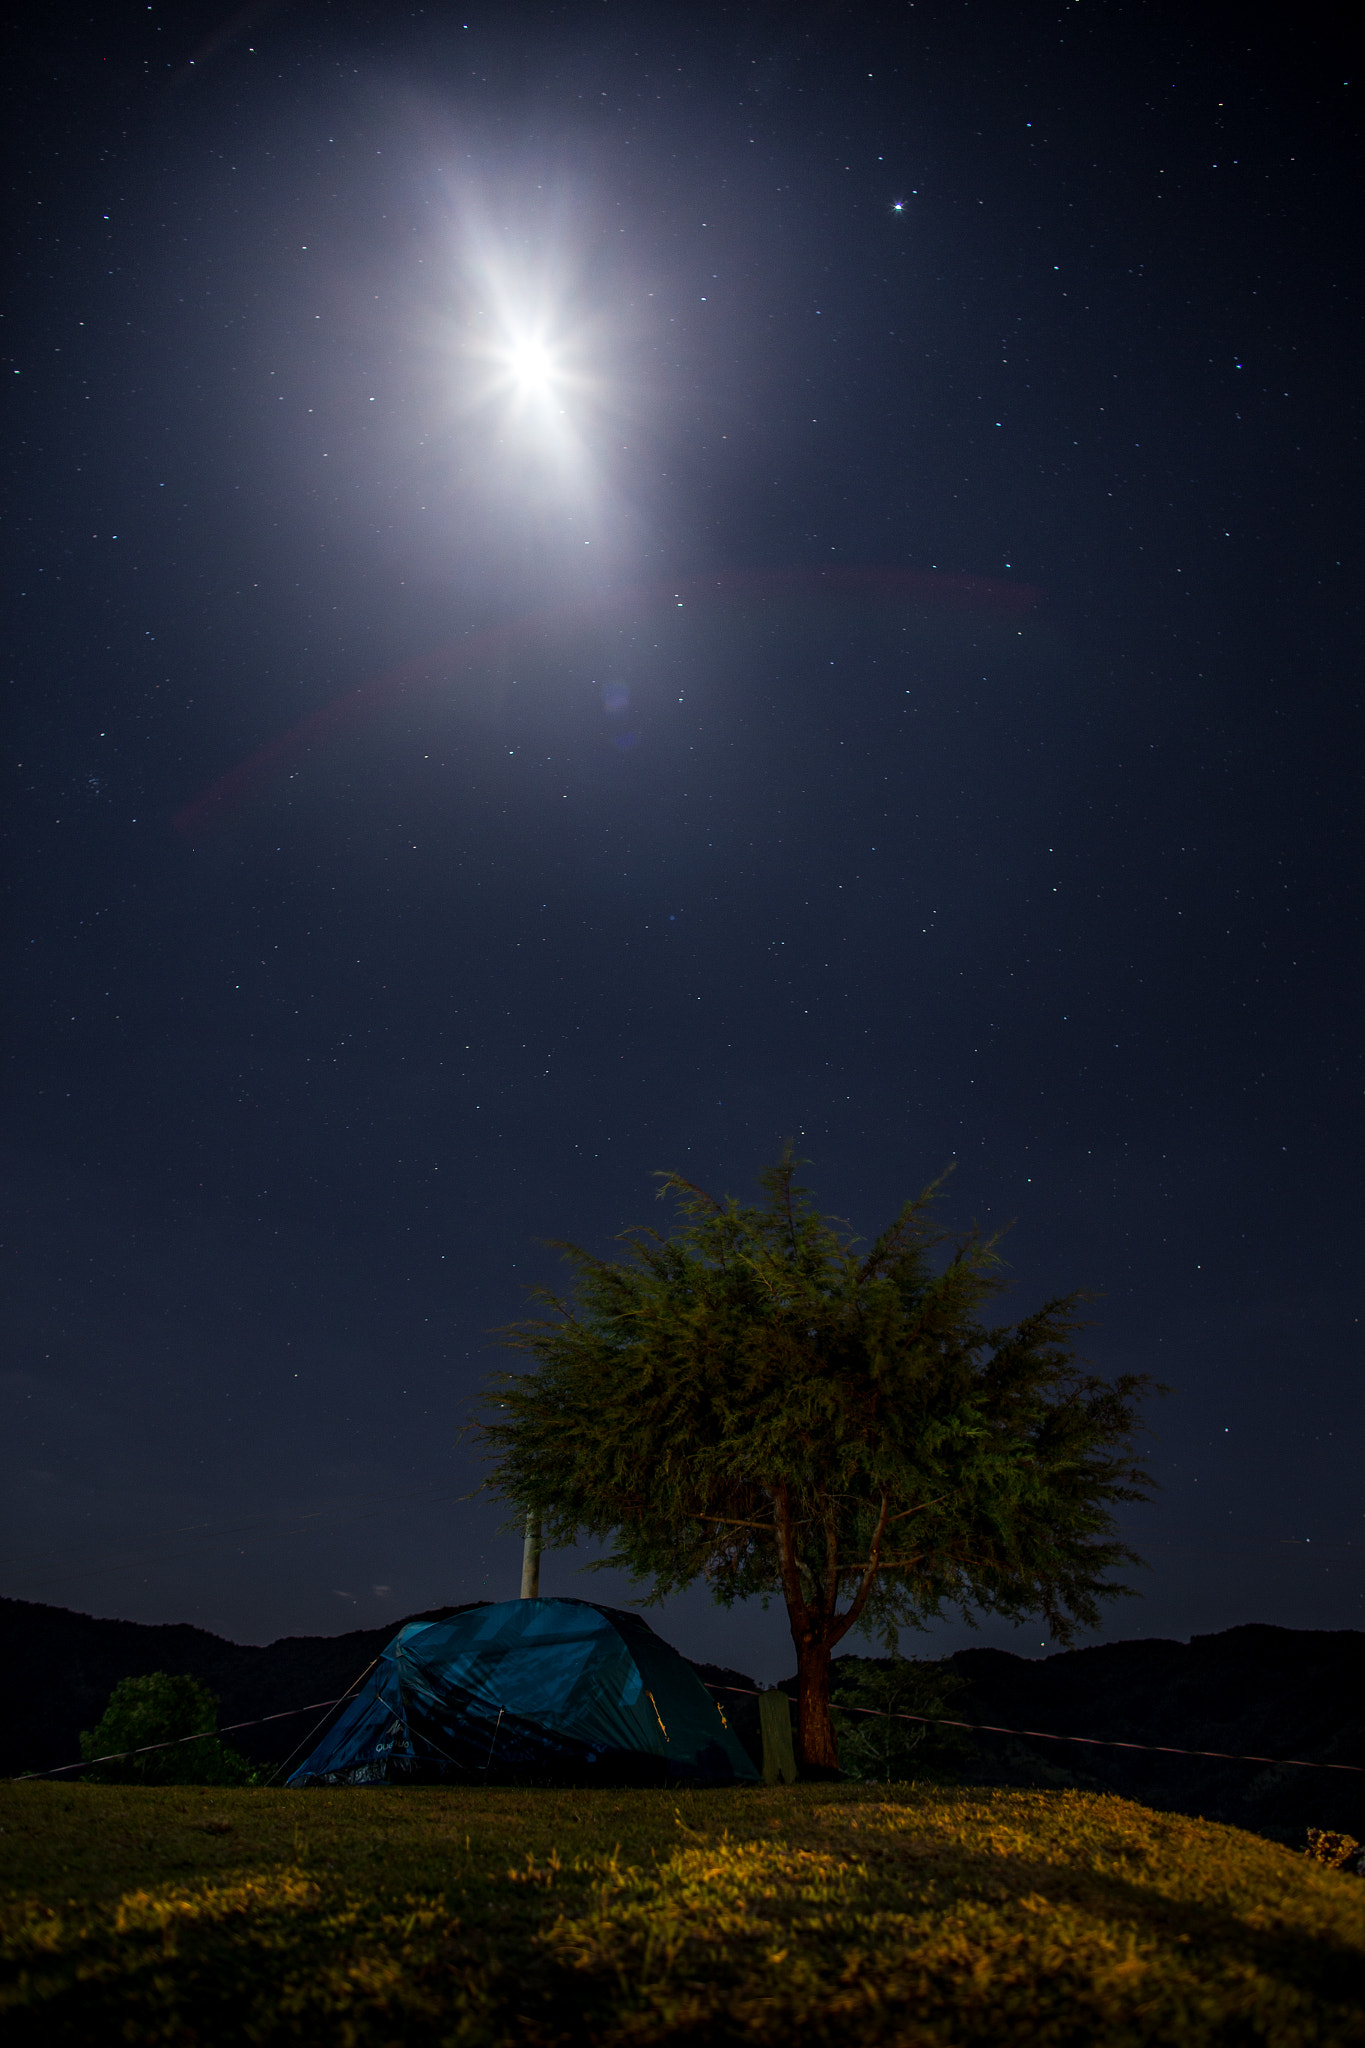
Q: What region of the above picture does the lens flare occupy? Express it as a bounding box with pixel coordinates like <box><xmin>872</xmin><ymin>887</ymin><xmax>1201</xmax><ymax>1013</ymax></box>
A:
<box><xmin>172</xmin><ymin>568</ymin><xmax>1041</xmax><ymax>838</ymax></box>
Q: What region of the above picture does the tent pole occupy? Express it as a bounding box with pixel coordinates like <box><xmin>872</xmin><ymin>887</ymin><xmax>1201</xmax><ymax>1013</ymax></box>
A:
<box><xmin>520</xmin><ymin>1512</ymin><xmax>542</xmax><ymax>1599</ymax></box>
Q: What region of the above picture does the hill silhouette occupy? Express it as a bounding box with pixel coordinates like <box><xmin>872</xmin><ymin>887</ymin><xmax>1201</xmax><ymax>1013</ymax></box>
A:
<box><xmin>2</xmin><ymin>1598</ymin><xmax>1360</xmax><ymax>1844</ymax></box>
<box><xmin>825</xmin><ymin>1625</ymin><xmax>1365</xmax><ymax>1847</ymax></box>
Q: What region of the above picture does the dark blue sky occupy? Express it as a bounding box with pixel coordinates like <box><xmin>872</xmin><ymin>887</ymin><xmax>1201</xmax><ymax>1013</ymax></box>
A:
<box><xmin>4</xmin><ymin>0</ymin><xmax>1359</xmax><ymax>1677</ymax></box>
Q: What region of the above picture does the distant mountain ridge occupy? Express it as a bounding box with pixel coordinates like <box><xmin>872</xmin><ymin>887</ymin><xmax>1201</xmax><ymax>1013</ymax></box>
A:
<box><xmin>2</xmin><ymin>1598</ymin><xmax>1360</xmax><ymax>1844</ymax></box>
<box><xmin>873</xmin><ymin>1624</ymin><xmax>1365</xmax><ymax>1846</ymax></box>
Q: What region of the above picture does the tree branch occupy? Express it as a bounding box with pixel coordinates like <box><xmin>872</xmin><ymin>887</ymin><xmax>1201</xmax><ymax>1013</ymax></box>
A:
<box><xmin>652</xmin><ymin>1171</ymin><xmax>723</xmax><ymax>1214</ymax></box>
<box><xmin>827</xmin><ymin>1492</ymin><xmax>892</xmax><ymax>1649</ymax></box>
<box><xmin>832</xmin><ymin>1553</ymin><xmax>928</xmax><ymax>1573</ymax></box>
<box><xmin>772</xmin><ymin>1483</ymin><xmax>812</xmax><ymax>1641</ymax></box>
<box><xmin>886</xmin><ymin>1493</ymin><xmax>953</xmax><ymax>1525</ymax></box>
<box><xmin>821</xmin><ymin>1495</ymin><xmax>841</xmax><ymax>1618</ymax></box>
<box><xmin>737</xmin><ymin>1255</ymin><xmax>777</xmax><ymax>1295</ymax></box>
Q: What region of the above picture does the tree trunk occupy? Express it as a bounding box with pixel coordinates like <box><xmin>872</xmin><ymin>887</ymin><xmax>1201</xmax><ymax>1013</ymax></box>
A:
<box><xmin>793</xmin><ymin>1632</ymin><xmax>839</xmax><ymax>1774</ymax></box>
<box><xmin>520</xmin><ymin>1513</ymin><xmax>542</xmax><ymax>1598</ymax></box>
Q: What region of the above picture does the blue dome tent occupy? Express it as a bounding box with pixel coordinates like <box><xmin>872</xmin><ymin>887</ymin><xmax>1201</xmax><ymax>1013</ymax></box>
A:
<box><xmin>287</xmin><ymin>1597</ymin><xmax>759</xmax><ymax>1787</ymax></box>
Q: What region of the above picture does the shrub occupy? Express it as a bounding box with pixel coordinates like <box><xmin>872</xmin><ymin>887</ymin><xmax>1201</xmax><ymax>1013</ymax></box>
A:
<box><xmin>1306</xmin><ymin>1827</ymin><xmax>1362</xmax><ymax>1873</ymax></box>
<box><xmin>79</xmin><ymin>1672</ymin><xmax>254</xmax><ymax>1785</ymax></box>
<box><xmin>830</xmin><ymin>1655</ymin><xmax>974</xmax><ymax>1782</ymax></box>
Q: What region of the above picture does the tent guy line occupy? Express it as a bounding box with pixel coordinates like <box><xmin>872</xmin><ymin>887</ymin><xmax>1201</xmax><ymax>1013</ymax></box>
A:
<box><xmin>13</xmin><ymin>1697</ymin><xmax>355</xmax><ymax>1780</ymax></box>
<box><xmin>702</xmin><ymin>1686</ymin><xmax>1365</xmax><ymax>1775</ymax></box>
<box><xmin>266</xmin><ymin>1659</ymin><xmax>381</xmax><ymax>1788</ymax></box>
<box><xmin>15</xmin><ymin>1684</ymin><xmax>1364</xmax><ymax>1782</ymax></box>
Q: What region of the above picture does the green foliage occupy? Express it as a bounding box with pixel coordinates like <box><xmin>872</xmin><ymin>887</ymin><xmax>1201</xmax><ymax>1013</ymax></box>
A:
<box><xmin>482</xmin><ymin>1152</ymin><xmax>1158</xmax><ymax>1767</ymax></box>
<box><xmin>2</xmin><ymin>1781</ymin><xmax>1363</xmax><ymax>2044</ymax></box>
<box><xmin>829</xmin><ymin>1655</ymin><xmax>973</xmax><ymax>1783</ymax></box>
<box><xmin>79</xmin><ymin>1671</ymin><xmax>254</xmax><ymax>1786</ymax></box>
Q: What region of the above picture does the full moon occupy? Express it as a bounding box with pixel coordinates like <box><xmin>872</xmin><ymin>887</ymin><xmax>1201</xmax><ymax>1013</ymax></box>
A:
<box><xmin>505</xmin><ymin>336</ymin><xmax>557</xmax><ymax>398</ymax></box>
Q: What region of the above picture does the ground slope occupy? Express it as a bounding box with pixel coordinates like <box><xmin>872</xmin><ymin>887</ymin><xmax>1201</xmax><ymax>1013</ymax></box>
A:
<box><xmin>2</xmin><ymin>1781</ymin><xmax>1362</xmax><ymax>2044</ymax></box>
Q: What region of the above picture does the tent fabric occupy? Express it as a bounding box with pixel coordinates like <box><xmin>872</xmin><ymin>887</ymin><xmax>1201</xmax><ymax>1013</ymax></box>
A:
<box><xmin>287</xmin><ymin>1597</ymin><xmax>760</xmax><ymax>1787</ymax></box>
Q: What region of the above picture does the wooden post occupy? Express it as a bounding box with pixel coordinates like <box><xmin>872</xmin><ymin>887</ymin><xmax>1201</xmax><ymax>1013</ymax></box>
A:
<box><xmin>520</xmin><ymin>1513</ymin><xmax>542</xmax><ymax>1599</ymax></box>
<box><xmin>760</xmin><ymin>1688</ymin><xmax>798</xmax><ymax>1784</ymax></box>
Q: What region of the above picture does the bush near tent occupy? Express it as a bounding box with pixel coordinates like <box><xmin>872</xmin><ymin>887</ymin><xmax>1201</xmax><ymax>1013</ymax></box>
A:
<box><xmin>79</xmin><ymin>1672</ymin><xmax>254</xmax><ymax>1785</ymax></box>
<box><xmin>287</xmin><ymin>1597</ymin><xmax>758</xmax><ymax>1788</ymax></box>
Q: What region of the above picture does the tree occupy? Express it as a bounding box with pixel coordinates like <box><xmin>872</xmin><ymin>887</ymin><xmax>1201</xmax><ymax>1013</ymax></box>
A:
<box><xmin>829</xmin><ymin>1655</ymin><xmax>973</xmax><ymax>1784</ymax></box>
<box><xmin>481</xmin><ymin>1154</ymin><xmax>1157</xmax><ymax>1773</ymax></box>
<box><xmin>79</xmin><ymin>1672</ymin><xmax>254</xmax><ymax>1785</ymax></box>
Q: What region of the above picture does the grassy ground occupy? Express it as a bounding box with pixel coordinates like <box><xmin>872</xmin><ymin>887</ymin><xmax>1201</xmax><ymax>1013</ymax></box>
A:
<box><xmin>2</xmin><ymin>1779</ymin><xmax>1362</xmax><ymax>2044</ymax></box>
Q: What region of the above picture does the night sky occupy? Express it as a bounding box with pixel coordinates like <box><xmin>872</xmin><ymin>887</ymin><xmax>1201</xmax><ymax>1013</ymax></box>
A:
<box><xmin>5</xmin><ymin>0</ymin><xmax>1360</xmax><ymax>1681</ymax></box>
